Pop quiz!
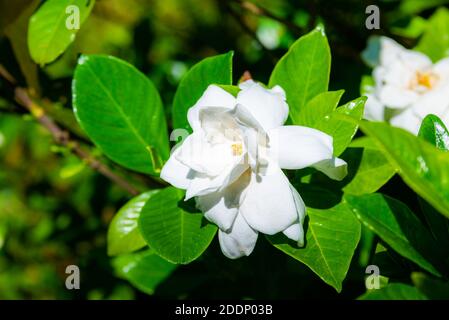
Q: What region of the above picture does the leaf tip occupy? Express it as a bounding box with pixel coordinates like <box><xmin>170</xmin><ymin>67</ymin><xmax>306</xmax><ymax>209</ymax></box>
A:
<box><xmin>315</xmin><ymin>23</ymin><xmax>326</xmax><ymax>36</ymax></box>
<box><xmin>77</xmin><ymin>54</ymin><xmax>89</xmax><ymax>66</ymax></box>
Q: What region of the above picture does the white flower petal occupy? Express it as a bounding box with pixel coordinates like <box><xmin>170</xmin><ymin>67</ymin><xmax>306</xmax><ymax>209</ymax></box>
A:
<box><xmin>187</xmin><ymin>85</ymin><xmax>236</xmax><ymax>131</ymax></box>
<box><xmin>176</xmin><ymin>132</ymin><xmax>237</xmax><ymax>177</ymax></box>
<box><xmin>185</xmin><ymin>161</ymin><xmax>249</xmax><ymax>200</ymax></box>
<box><xmin>312</xmin><ymin>157</ymin><xmax>348</xmax><ymax>181</ymax></box>
<box><xmin>282</xmin><ymin>184</ymin><xmax>306</xmax><ymax>246</ymax></box>
<box><xmin>378</xmin><ymin>84</ymin><xmax>418</xmax><ymax>109</ymax></box>
<box><xmin>412</xmin><ymin>86</ymin><xmax>449</xmax><ymax>119</ymax></box>
<box><xmin>283</xmin><ymin>223</ymin><xmax>302</xmax><ymax>242</ymax></box>
<box><xmin>240</xmin><ymin>166</ymin><xmax>297</xmax><ymax>234</ymax></box>
<box><xmin>196</xmin><ymin>173</ymin><xmax>249</xmax><ymax>231</ymax></box>
<box><xmin>236</xmin><ymin>80</ymin><xmax>289</xmax><ymax>131</ymax></box>
<box><xmin>433</xmin><ymin>57</ymin><xmax>449</xmax><ymax>81</ymax></box>
<box><xmin>364</xmin><ymin>94</ymin><xmax>385</xmax><ymax>121</ymax></box>
<box><xmin>390</xmin><ymin>107</ymin><xmax>423</xmax><ymax>135</ymax></box>
<box><xmin>379</xmin><ymin>37</ymin><xmax>431</xmax><ymax>69</ymax></box>
<box><xmin>197</xmin><ymin>193</ymin><xmax>238</xmax><ymax>232</ymax></box>
<box><xmin>267</xmin><ymin>125</ymin><xmax>334</xmax><ymax>170</ymax></box>
<box><xmin>218</xmin><ymin>213</ymin><xmax>258</xmax><ymax>259</ymax></box>
<box><xmin>160</xmin><ymin>146</ymin><xmax>192</xmax><ymax>189</ymax></box>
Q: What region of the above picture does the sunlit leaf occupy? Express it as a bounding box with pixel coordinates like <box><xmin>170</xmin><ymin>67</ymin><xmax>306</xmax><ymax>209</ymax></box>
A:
<box><xmin>73</xmin><ymin>55</ymin><xmax>170</xmax><ymax>175</ymax></box>
<box><xmin>269</xmin><ymin>203</ymin><xmax>361</xmax><ymax>292</ymax></box>
<box><xmin>138</xmin><ymin>187</ymin><xmax>217</xmax><ymax>264</ymax></box>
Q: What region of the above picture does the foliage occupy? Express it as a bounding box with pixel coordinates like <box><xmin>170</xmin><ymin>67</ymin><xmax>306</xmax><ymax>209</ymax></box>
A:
<box><xmin>1</xmin><ymin>0</ymin><xmax>449</xmax><ymax>300</ymax></box>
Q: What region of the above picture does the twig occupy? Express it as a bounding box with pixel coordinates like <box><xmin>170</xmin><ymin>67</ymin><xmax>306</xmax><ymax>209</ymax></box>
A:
<box><xmin>15</xmin><ymin>87</ymin><xmax>141</xmax><ymax>196</ymax></box>
<box><xmin>0</xmin><ymin>66</ymin><xmax>142</xmax><ymax>196</ymax></box>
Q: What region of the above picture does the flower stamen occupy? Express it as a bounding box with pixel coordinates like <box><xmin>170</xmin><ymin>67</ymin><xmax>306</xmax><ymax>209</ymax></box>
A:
<box><xmin>231</xmin><ymin>143</ymin><xmax>243</xmax><ymax>156</ymax></box>
<box><xmin>411</xmin><ymin>71</ymin><xmax>439</xmax><ymax>92</ymax></box>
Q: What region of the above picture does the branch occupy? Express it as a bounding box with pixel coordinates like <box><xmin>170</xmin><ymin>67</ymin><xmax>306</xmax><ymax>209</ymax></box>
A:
<box><xmin>1</xmin><ymin>65</ymin><xmax>143</xmax><ymax>196</ymax></box>
<box><xmin>15</xmin><ymin>87</ymin><xmax>141</xmax><ymax>196</ymax></box>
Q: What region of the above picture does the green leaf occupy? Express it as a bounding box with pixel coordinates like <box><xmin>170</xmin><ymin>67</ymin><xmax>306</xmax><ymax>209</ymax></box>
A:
<box><xmin>317</xmin><ymin>97</ymin><xmax>366</xmax><ymax>156</ymax></box>
<box><xmin>411</xmin><ymin>272</ymin><xmax>449</xmax><ymax>299</ymax></box>
<box><xmin>418</xmin><ymin>197</ymin><xmax>449</xmax><ymax>248</ymax></box>
<box><xmin>360</xmin><ymin>75</ymin><xmax>374</xmax><ymax>96</ymax></box>
<box><xmin>73</xmin><ymin>55</ymin><xmax>169</xmax><ymax>175</ymax></box>
<box><xmin>391</xmin><ymin>16</ymin><xmax>427</xmax><ymax>39</ymax></box>
<box><xmin>172</xmin><ymin>52</ymin><xmax>233</xmax><ymax>132</ymax></box>
<box><xmin>400</xmin><ymin>0</ymin><xmax>449</xmax><ymax>15</ymax></box>
<box><xmin>269</xmin><ymin>26</ymin><xmax>330</xmax><ymax>124</ymax></box>
<box><xmin>297</xmin><ymin>90</ymin><xmax>344</xmax><ymax>128</ymax></box>
<box><xmin>217</xmin><ymin>84</ymin><xmax>240</xmax><ymax>97</ymax></box>
<box><xmin>112</xmin><ymin>250</ymin><xmax>177</xmax><ymax>295</ymax></box>
<box><xmin>342</xmin><ymin>137</ymin><xmax>396</xmax><ymax>195</ymax></box>
<box><xmin>416</xmin><ymin>7</ymin><xmax>449</xmax><ymax>62</ymax></box>
<box><xmin>417</xmin><ymin>116</ymin><xmax>449</xmax><ymax>248</ymax></box>
<box><xmin>346</xmin><ymin>193</ymin><xmax>444</xmax><ymax>277</ymax></box>
<box><xmin>28</xmin><ymin>0</ymin><xmax>95</xmax><ymax>65</ymax></box>
<box><xmin>268</xmin><ymin>203</ymin><xmax>361</xmax><ymax>292</ymax></box>
<box><xmin>108</xmin><ymin>191</ymin><xmax>160</xmax><ymax>256</ymax></box>
<box><xmin>138</xmin><ymin>187</ymin><xmax>217</xmax><ymax>264</ymax></box>
<box><xmin>358</xmin><ymin>283</ymin><xmax>427</xmax><ymax>300</ymax></box>
<box><xmin>418</xmin><ymin>114</ymin><xmax>449</xmax><ymax>151</ymax></box>
<box><xmin>359</xmin><ymin>121</ymin><xmax>449</xmax><ymax>219</ymax></box>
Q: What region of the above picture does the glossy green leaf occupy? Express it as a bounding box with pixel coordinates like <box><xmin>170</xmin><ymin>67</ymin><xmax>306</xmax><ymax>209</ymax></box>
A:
<box><xmin>346</xmin><ymin>193</ymin><xmax>443</xmax><ymax>277</ymax></box>
<box><xmin>358</xmin><ymin>283</ymin><xmax>427</xmax><ymax>300</ymax></box>
<box><xmin>359</xmin><ymin>121</ymin><xmax>449</xmax><ymax>218</ymax></box>
<box><xmin>172</xmin><ymin>52</ymin><xmax>233</xmax><ymax>132</ymax></box>
<box><xmin>297</xmin><ymin>90</ymin><xmax>344</xmax><ymax>128</ymax></box>
<box><xmin>416</xmin><ymin>7</ymin><xmax>449</xmax><ymax>62</ymax></box>
<box><xmin>138</xmin><ymin>187</ymin><xmax>217</xmax><ymax>264</ymax></box>
<box><xmin>342</xmin><ymin>137</ymin><xmax>396</xmax><ymax>195</ymax></box>
<box><xmin>108</xmin><ymin>191</ymin><xmax>160</xmax><ymax>256</ymax></box>
<box><xmin>317</xmin><ymin>97</ymin><xmax>366</xmax><ymax>156</ymax></box>
<box><xmin>411</xmin><ymin>272</ymin><xmax>449</xmax><ymax>299</ymax></box>
<box><xmin>113</xmin><ymin>250</ymin><xmax>177</xmax><ymax>295</ymax></box>
<box><xmin>28</xmin><ymin>0</ymin><xmax>95</xmax><ymax>65</ymax></box>
<box><xmin>269</xmin><ymin>26</ymin><xmax>330</xmax><ymax>124</ymax></box>
<box><xmin>360</xmin><ymin>75</ymin><xmax>374</xmax><ymax>96</ymax></box>
<box><xmin>417</xmin><ymin>116</ymin><xmax>449</xmax><ymax>249</ymax></box>
<box><xmin>269</xmin><ymin>203</ymin><xmax>361</xmax><ymax>292</ymax></box>
<box><xmin>73</xmin><ymin>55</ymin><xmax>169</xmax><ymax>175</ymax></box>
<box><xmin>418</xmin><ymin>114</ymin><xmax>449</xmax><ymax>151</ymax></box>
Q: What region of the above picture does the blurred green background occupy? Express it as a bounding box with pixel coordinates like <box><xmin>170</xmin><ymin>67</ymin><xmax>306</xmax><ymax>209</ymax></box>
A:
<box><xmin>0</xmin><ymin>0</ymin><xmax>447</xmax><ymax>299</ymax></box>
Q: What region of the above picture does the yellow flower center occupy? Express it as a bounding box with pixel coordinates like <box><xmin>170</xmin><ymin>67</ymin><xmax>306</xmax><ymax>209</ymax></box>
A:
<box><xmin>415</xmin><ymin>71</ymin><xmax>438</xmax><ymax>90</ymax></box>
<box><xmin>231</xmin><ymin>143</ymin><xmax>243</xmax><ymax>156</ymax></box>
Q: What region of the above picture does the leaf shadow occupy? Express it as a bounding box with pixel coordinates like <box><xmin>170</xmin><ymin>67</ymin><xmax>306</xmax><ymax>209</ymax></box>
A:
<box><xmin>177</xmin><ymin>197</ymin><xmax>214</xmax><ymax>229</ymax></box>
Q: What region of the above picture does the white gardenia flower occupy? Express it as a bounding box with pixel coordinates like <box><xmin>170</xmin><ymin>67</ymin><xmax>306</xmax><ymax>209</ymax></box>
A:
<box><xmin>364</xmin><ymin>36</ymin><xmax>449</xmax><ymax>134</ymax></box>
<box><xmin>160</xmin><ymin>80</ymin><xmax>347</xmax><ymax>259</ymax></box>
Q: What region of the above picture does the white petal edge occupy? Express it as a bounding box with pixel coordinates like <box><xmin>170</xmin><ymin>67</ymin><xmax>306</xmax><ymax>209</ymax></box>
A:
<box><xmin>267</xmin><ymin>125</ymin><xmax>334</xmax><ymax>170</ymax></box>
<box><xmin>187</xmin><ymin>85</ymin><xmax>236</xmax><ymax>131</ymax></box>
<box><xmin>236</xmin><ymin>80</ymin><xmax>289</xmax><ymax>131</ymax></box>
<box><xmin>312</xmin><ymin>157</ymin><xmax>348</xmax><ymax>181</ymax></box>
<box><xmin>282</xmin><ymin>184</ymin><xmax>306</xmax><ymax>246</ymax></box>
<box><xmin>240</xmin><ymin>166</ymin><xmax>297</xmax><ymax>235</ymax></box>
<box><xmin>160</xmin><ymin>146</ymin><xmax>192</xmax><ymax>189</ymax></box>
<box><xmin>218</xmin><ymin>213</ymin><xmax>258</xmax><ymax>259</ymax></box>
